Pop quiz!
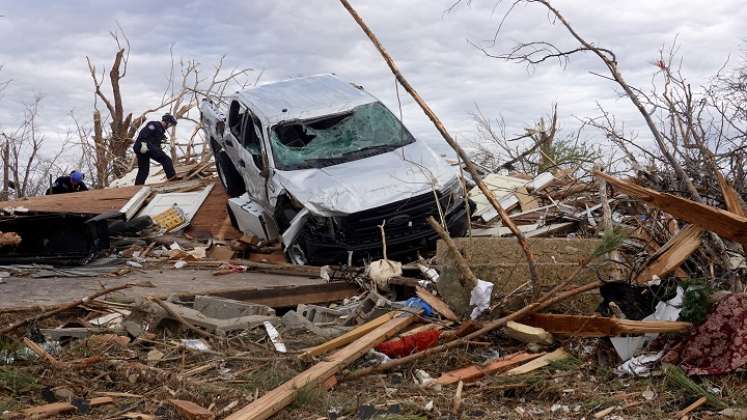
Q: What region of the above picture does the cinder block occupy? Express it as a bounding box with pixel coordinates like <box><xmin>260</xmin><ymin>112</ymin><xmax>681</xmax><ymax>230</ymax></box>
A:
<box><xmin>436</xmin><ymin>237</ymin><xmax>610</xmax><ymax>316</ymax></box>
<box><xmin>194</xmin><ymin>295</ymin><xmax>275</xmax><ymax>319</ymax></box>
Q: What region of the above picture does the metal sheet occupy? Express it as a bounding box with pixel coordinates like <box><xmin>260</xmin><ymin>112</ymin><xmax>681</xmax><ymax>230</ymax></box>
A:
<box><xmin>238</xmin><ymin>74</ymin><xmax>374</xmax><ymax>125</ymax></box>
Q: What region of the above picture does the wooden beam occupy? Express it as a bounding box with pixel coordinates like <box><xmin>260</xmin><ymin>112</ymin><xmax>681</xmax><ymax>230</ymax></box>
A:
<box><xmin>170</xmin><ymin>282</ymin><xmax>359</xmax><ymax>308</ymax></box>
<box><xmin>521</xmin><ymin>313</ymin><xmax>692</xmax><ymax>337</ymax></box>
<box><xmin>634</xmin><ymin>224</ymin><xmax>703</xmax><ymax>284</ymax></box>
<box><xmin>594</xmin><ymin>171</ymin><xmax>747</xmax><ymax>247</ymax></box>
<box><xmin>299</xmin><ymin>312</ymin><xmax>396</xmax><ymax>359</ymax></box>
<box><xmin>503</xmin><ymin>348</ymin><xmax>570</xmax><ymax>376</ymax></box>
<box><xmin>415</xmin><ymin>286</ymin><xmax>459</xmax><ymax>321</ymax></box>
<box><xmin>225</xmin><ymin>313</ymin><xmax>417</xmax><ymax>420</ymax></box>
<box><xmin>434</xmin><ymin>351</ymin><xmax>542</xmax><ymax>385</ymax></box>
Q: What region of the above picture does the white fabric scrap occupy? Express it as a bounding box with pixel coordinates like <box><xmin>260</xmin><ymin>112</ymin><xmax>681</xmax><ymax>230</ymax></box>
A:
<box><xmin>614</xmin><ymin>351</ymin><xmax>664</xmax><ymax>377</ymax></box>
<box><xmin>469</xmin><ymin>279</ymin><xmax>494</xmax><ymax>320</ymax></box>
<box><xmin>611</xmin><ymin>287</ymin><xmax>684</xmax><ymax>361</ymax></box>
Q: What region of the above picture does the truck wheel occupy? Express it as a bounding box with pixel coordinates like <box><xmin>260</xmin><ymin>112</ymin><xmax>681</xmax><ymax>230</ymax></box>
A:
<box><xmin>211</xmin><ymin>139</ymin><xmax>245</xmax><ymax>197</ymax></box>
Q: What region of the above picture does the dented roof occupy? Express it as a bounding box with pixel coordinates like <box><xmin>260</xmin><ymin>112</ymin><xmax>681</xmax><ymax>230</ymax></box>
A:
<box><xmin>236</xmin><ymin>74</ymin><xmax>376</xmax><ymax>125</ymax></box>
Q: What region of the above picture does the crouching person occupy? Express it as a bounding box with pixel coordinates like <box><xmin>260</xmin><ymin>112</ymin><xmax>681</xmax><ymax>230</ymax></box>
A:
<box><xmin>46</xmin><ymin>170</ymin><xmax>88</xmax><ymax>195</ymax></box>
<box><xmin>133</xmin><ymin>113</ymin><xmax>177</xmax><ymax>185</ymax></box>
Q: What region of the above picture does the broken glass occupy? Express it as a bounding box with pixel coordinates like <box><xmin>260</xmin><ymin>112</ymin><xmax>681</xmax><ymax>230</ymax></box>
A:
<box><xmin>270</xmin><ymin>102</ymin><xmax>415</xmax><ymax>170</ymax></box>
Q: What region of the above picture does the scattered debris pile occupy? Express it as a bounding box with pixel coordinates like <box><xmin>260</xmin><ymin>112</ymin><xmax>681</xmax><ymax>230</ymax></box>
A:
<box><xmin>0</xmin><ymin>156</ymin><xmax>745</xmax><ymax>419</ymax></box>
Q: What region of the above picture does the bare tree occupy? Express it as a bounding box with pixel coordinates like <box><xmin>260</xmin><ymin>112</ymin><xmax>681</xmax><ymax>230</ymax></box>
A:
<box><xmin>84</xmin><ymin>26</ymin><xmax>253</xmax><ymax>186</ymax></box>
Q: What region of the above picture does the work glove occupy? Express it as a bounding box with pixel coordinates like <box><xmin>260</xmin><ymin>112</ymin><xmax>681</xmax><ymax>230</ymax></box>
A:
<box><xmin>139</xmin><ymin>143</ymin><xmax>149</xmax><ymax>154</ymax></box>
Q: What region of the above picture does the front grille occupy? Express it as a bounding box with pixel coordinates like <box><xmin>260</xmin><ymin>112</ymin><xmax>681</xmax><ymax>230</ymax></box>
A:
<box><xmin>336</xmin><ymin>190</ymin><xmax>456</xmax><ymax>247</ymax></box>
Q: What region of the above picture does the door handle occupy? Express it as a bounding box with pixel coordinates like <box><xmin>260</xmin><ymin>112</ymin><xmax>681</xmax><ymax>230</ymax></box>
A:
<box><xmin>225</xmin><ymin>140</ymin><xmax>234</xmax><ymax>147</ymax></box>
<box><xmin>238</xmin><ymin>159</ymin><xmax>246</xmax><ymax>168</ymax></box>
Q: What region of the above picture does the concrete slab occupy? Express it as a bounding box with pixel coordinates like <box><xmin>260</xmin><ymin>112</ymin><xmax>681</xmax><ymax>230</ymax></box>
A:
<box><xmin>0</xmin><ymin>267</ymin><xmax>358</xmax><ymax>311</ymax></box>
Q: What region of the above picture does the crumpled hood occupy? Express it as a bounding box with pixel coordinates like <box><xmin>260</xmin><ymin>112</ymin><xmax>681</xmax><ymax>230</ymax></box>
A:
<box><xmin>273</xmin><ymin>140</ymin><xmax>457</xmax><ymax>216</ymax></box>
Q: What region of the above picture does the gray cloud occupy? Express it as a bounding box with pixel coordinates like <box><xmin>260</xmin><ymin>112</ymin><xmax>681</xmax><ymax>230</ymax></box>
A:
<box><xmin>0</xmin><ymin>0</ymin><xmax>744</xmax><ymax>164</ymax></box>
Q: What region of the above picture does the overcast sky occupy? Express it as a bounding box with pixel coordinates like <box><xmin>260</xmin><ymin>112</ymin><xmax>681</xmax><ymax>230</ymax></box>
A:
<box><xmin>0</xmin><ymin>0</ymin><xmax>744</xmax><ymax>162</ymax></box>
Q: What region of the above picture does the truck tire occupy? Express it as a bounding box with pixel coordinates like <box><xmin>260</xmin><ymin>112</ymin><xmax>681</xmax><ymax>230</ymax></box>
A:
<box><xmin>211</xmin><ymin>138</ymin><xmax>246</xmax><ymax>197</ymax></box>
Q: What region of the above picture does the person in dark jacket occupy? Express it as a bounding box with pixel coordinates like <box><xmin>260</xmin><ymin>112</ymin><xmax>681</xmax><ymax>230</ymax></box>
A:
<box><xmin>133</xmin><ymin>113</ymin><xmax>178</xmax><ymax>185</ymax></box>
<box><xmin>46</xmin><ymin>170</ymin><xmax>88</xmax><ymax>195</ymax></box>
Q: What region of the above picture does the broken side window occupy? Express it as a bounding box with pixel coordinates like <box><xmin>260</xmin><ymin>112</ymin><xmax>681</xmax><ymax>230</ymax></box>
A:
<box><xmin>269</xmin><ymin>102</ymin><xmax>415</xmax><ymax>170</ymax></box>
<box><xmin>241</xmin><ymin>113</ymin><xmax>265</xmax><ymax>170</ymax></box>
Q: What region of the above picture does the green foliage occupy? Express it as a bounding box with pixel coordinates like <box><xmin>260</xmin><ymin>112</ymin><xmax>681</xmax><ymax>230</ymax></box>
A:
<box><xmin>538</xmin><ymin>137</ymin><xmax>603</xmax><ymax>173</ymax></box>
<box><xmin>290</xmin><ymin>383</ymin><xmax>327</xmax><ymax>411</ymax></box>
<box><xmin>0</xmin><ymin>367</ymin><xmax>40</xmax><ymax>395</ymax></box>
<box><xmin>549</xmin><ymin>355</ymin><xmax>582</xmax><ymax>371</ymax></box>
<box><xmin>679</xmin><ymin>279</ymin><xmax>713</xmax><ymax>325</ymax></box>
<box><xmin>592</xmin><ymin>228</ymin><xmax>627</xmax><ymax>258</ymax></box>
<box><xmin>664</xmin><ymin>364</ymin><xmax>726</xmax><ymax>409</ymax></box>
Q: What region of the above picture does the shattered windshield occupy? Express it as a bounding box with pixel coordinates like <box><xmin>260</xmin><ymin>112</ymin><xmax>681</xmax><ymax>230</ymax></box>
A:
<box><xmin>270</xmin><ymin>102</ymin><xmax>415</xmax><ymax>170</ymax></box>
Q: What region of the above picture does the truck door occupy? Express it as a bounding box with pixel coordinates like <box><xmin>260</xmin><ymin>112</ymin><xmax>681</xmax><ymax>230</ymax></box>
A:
<box><xmin>225</xmin><ymin>100</ymin><xmax>247</xmax><ymax>165</ymax></box>
<box><xmin>236</xmin><ymin>110</ymin><xmax>269</xmax><ymax>204</ymax></box>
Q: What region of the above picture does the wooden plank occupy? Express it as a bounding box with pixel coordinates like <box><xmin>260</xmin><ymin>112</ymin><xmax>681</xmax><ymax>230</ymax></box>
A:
<box><xmin>300</xmin><ymin>312</ymin><xmax>397</xmax><ymax>359</ymax></box>
<box><xmin>504</xmin><ymin>321</ymin><xmax>553</xmax><ymax>345</ymax></box>
<box><xmin>595</xmin><ymin>171</ymin><xmax>747</xmax><ymax>247</ymax></box>
<box><xmin>434</xmin><ymin>351</ymin><xmax>542</xmax><ymax>385</ymax></box>
<box><xmin>521</xmin><ymin>313</ymin><xmax>692</xmax><ymax>337</ymax></box>
<box><xmin>675</xmin><ymin>396</ymin><xmax>707</xmax><ymax>419</ymax></box>
<box><xmin>0</xmin><ymin>186</ymin><xmax>141</xmax><ymax>215</ymax></box>
<box><xmin>22</xmin><ymin>396</ymin><xmax>113</xmax><ymax>419</ymax></box>
<box><xmin>631</xmin><ymin>227</ymin><xmax>689</xmax><ymax>278</ymax></box>
<box><xmin>171</xmin><ymin>282</ymin><xmax>359</xmax><ymax>308</ymax></box>
<box><xmin>415</xmin><ymin>286</ymin><xmax>458</xmax><ymax>321</ymax></box>
<box><xmin>634</xmin><ymin>224</ymin><xmax>703</xmax><ymax>284</ymax></box>
<box><xmin>717</xmin><ymin>172</ymin><xmax>745</xmax><ymax>216</ymax></box>
<box><xmin>503</xmin><ymin>348</ymin><xmax>570</xmax><ymax>376</ymax></box>
<box><xmin>187</xmin><ymin>183</ymin><xmax>242</xmax><ymax>240</ymax></box>
<box><xmin>225</xmin><ymin>313</ymin><xmax>417</xmax><ymax>420</ymax></box>
<box><xmin>169</xmin><ymin>399</ymin><xmax>215</xmax><ymax>420</ymax></box>
<box><xmin>516</xmin><ymin>186</ymin><xmax>539</xmax><ymax>212</ymax></box>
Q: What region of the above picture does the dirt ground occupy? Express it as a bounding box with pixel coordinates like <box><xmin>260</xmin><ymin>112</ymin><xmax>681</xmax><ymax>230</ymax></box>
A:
<box><xmin>1</xmin><ymin>313</ymin><xmax>744</xmax><ymax>420</ymax></box>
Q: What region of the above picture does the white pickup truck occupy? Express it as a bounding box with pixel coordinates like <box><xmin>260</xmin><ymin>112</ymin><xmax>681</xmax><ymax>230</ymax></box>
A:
<box><xmin>200</xmin><ymin>74</ymin><xmax>471</xmax><ymax>265</ymax></box>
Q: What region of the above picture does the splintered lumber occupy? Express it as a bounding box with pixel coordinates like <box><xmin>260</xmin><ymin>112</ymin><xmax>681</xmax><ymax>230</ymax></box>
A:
<box><xmin>504</xmin><ymin>321</ymin><xmax>553</xmax><ymax>345</ymax></box>
<box><xmin>339</xmin><ymin>0</ymin><xmax>541</xmax><ymax>296</ymax></box>
<box><xmin>0</xmin><ymin>283</ymin><xmax>138</xmax><ymax>335</ymax></box>
<box><xmin>594</xmin><ymin>171</ymin><xmax>747</xmax><ymax>247</ymax></box>
<box><xmin>299</xmin><ymin>312</ymin><xmax>397</xmax><ymax>359</ymax></box>
<box><xmin>717</xmin><ymin>172</ymin><xmax>746</xmax><ymax>216</ymax></box>
<box><xmin>632</xmin><ymin>227</ymin><xmax>689</xmax><ymax>278</ymax></box>
<box><xmin>225</xmin><ymin>312</ymin><xmax>417</xmax><ymax>420</ymax></box>
<box><xmin>22</xmin><ymin>337</ymin><xmax>66</xmax><ymax>368</ymax></box>
<box><xmin>169</xmin><ymin>399</ymin><xmax>215</xmax><ymax>420</ymax></box>
<box><xmin>520</xmin><ymin>313</ymin><xmax>692</xmax><ymax>337</ymax></box>
<box><xmin>503</xmin><ymin>348</ymin><xmax>570</xmax><ymax>376</ymax></box>
<box><xmin>435</xmin><ymin>351</ymin><xmax>542</xmax><ymax>385</ymax></box>
<box><xmin>634</xmin><ymin>224</ymin><xmax>703</xmax><ymax>284</ymax></box>
<box><xmin>415</xmin><ymin>286</ymin><xmax>459</xmax><ymax>321</ymax></box>
<box><xmin>21</xmin><ymin>396</ymin><xmax>113</xmax><ymax>419</ymax></box>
